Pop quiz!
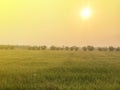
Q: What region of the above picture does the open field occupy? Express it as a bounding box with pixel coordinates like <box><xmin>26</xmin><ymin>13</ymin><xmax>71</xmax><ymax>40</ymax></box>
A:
<box><xmin>0</xmin><ymin>50</ymin><xmax>120</xmax><ymax>90</ymax></box>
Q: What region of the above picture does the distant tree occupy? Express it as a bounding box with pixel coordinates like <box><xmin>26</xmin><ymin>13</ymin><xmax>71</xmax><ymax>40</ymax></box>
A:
<box><xmin>60</xmin><ymin>47</ymin><xmax>64</xmax><ymax>50</ymax></box>
<box><xmin>3</xmin><ymin>45</ymin><xmax>8</xmax><ymax>50</ymax></box>
<box><xmin>54</xmin><ymin>46</ymin><xmax>64</xmax><ymax>50</ymax></box>
<box><xmin>87</xmin><ymin>45</ymin><xmax>94</xmax><ymax>51</ymax></box>
<box><xmin>29</xmin><ymin>46</ymin><xmax>38</xmax><ymax>50</ymax></box>
<box><xmin>74</xmin><ymin>46</ymin><xmax>79</xmax><ymax>51</ymax></box>
<box><xmin>69</xmin><ymin>46</ymin><xmax>79</xmax><ymax>51</ymax></box>
<box><xmin>55</xmin><ymin>47</ymin><xmax>60</xmax><ymax>50</ymax></box>
<box><xmin>116</xmin><ymin>47</ymin><xmax>120</xmax><ymax>51</ymax></box>
<box><xmin>82</xmin><ymin>46</ymin><xmax>87</xmax><ymax>51</ymax></box>
<box><xmin>9</xmin><ymin>46</ymin><xmax>15</xmax><ymax>50</ymax></box>
<box><xmin>102</xmin><ymin>47</ymin><xmax>108</xmax><ymax>51</ymax></box>
<box><xmin>64</xmin><ymin>46</ymin><xmax>69</xmax><ymax>50</ymax></box>
<box><xmin>34</xmin><ymin>46</ymin><xmax>37</xmax><ymax>50</ymax></box>
<box><xmin>97</xmin><ymin>47</ymin><xmax>108</xmax><ymax>51</ymax></box>
<box><xmin>0</xmin><ymin>47</ymin><xmax>2</xmax><ymax>49</ymax></box>
<box><xmin>0</xmin><ymin>45</ymin><xmax>3</xmax><ymax>49</ymax></box>
<box><xmin>4</xmin><ymin>46</ymin><xmax>9</xmax><ymax>50</ymax></box>
<box><xmin>28</xmin><ymin>46</ymin><xmax>38</xmax><ymax>50</ymax></box>
<box><xmin>97</xmin><ymin>47</ymin><xmax>103</xmax><ymax>51</ymax></box>
<box><xmin>108</xmin><ymin>46</ymin><xmax>115</xmax><ymax>51</ymax></box>
<box><xmin>50</xmin><ymin>46</ymin><xmax>56</xmax><ymax>50</ymax></box>
<box><xmin>37</xmin><ymin>46</ymin><xmax>41</xmax><ymax>50</ymax></box>
<box><xmin>28</xmin><ymin>46</ymin><xmax>32</xmax><ymax>50</ymax></box>
<box><xmin>70</xmin><ymin>46</ymin><xmax>74</xmax><ymax>51</ymax></box>
<box><xmin>0</xmin><ymin>45</ymin><xmax>15</xmax><ymax>50</ymax></box>
<box><xmin>40</xmin><ymin>45</ymin><xmax>47</xmax><ymax>50</ymax></box>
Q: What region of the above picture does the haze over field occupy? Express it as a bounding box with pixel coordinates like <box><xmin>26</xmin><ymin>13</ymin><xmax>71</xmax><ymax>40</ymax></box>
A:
<box><xmin>0</xmin><ymin>0</ymin><xmax>120</xmax><ymax>46</ymax></box>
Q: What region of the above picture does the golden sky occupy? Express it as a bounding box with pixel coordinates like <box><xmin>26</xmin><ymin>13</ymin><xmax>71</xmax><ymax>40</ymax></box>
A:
<box><xmin>0</xmin><ymin>0</ymin><xmax>120</xmax><ymax>46</ymax></box>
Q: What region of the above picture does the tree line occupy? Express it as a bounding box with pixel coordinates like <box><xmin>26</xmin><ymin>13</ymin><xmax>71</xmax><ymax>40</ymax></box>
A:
<box><xmin>0</xmin><ymin>45</ymin><xmax>15</xmax><ymax>50</ymax></box>
<box><xmin>48</xmin><ymin>46</ymin><xmax>120</xmax><ymax>51</ymax></box>
<box><xmin>0</xmin><ymin>45</ymin><xmax>120</xmax><ymax>51</ymax></box>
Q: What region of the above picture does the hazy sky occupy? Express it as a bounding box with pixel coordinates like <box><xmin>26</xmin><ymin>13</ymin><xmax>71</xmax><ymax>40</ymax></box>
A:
<box><xmin>0</xmin><ymin>0</ymin><xmax>120</xmax><ymax>46</ymax></box>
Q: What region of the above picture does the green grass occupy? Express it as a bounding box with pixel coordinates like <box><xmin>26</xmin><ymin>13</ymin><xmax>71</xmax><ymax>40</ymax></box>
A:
<box><xmin>0</xmin><ymin>50</ymin><xmax>120</xmax><ymax>90</ymax></box>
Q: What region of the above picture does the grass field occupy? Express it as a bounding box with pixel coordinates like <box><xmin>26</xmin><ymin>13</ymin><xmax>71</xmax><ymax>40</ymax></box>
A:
<box><xmin>0</xmin><ymin>50</ymin><xmax>120</xmax><ymax>90</ymax></box>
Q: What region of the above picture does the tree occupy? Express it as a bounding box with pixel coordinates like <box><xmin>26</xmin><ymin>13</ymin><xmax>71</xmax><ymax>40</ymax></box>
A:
<box><xmin>50</xmin><ymin>46</ymin><xmax>56</xmax><ymax>50</ymax></box>
<box><xmin>70</xmin><ymin>46</ymin><xmax>74</xmax><ymax>51</ymax></box>
<box><xmin>37</xmin><ymin>46</ymin><xmax>41</xmax><ymax>50</ymax></box>
<box><xmin>82</xmin><ymin>46</ymin><xmax>87</xmax><ymax>51</ymax></box>
<box><xmin>59</xmin><ymin>47</ymin><xmax>64</xmax><ymax>50</ymax></box>
<box><xmin>103</xmin><ymin>47</ymin><xmax>108</xmax><ymax>51</ymax></box>
<box><xmin>9</xmin><ymin>46</ymin><xmax>15</xmax><ymax>50</ymax></box>
<box><xmin>109</xmin><ymin>46</ymin><xmax>115</xmax><ymax>51</ymax></box>
<box><xmin>74</xmin><ymin>46</ymin><xmax>79</xmax><ymax>51</ymax></box>
<box><xmin>69</xmin><ymin>46</ymin><xmax>79</xmax><ymax>51</ymax></box>
<box><xmin>97</xmin><ymin>47</ymin><xmax>108</xmax><ymax>51</ymax></box>
<box><xmin>40</xmin><ymin>45</ymin><xmax>47</xmax><ymax>50</ymax></box>
<box><xmin>64</xmin><ymin>46</ymin><xmax>69</xmax><ymax>50</ymax></box>
<box><xmin>116</xmin><ymin>47</ymin><xmax>120</xmax><ymax>51</ymax></box>
<box><xmin>87</xmin><ymin>45</ymin><xmax>94</xmax><ymax>51</ymax></box>
<box><xmin>97</xmin><ymin>47</ymin><xmax>103</xmax><ymax>51</ymax></box>
<box><xmin>28</xmin><ymin>46</ymin><xmax>32</xmax><ymax>50</ymax></box>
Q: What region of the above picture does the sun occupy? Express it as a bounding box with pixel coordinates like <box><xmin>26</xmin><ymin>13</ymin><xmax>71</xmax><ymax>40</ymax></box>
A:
<box><xmin>81</xmin><ymin>8</ymin><xmax>91</xmax><ymax>19</ymax></box>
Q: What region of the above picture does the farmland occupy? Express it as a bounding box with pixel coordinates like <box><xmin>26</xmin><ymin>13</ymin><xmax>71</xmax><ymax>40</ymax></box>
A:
<box><xmin>0</xmin><ymin>50</ymin><xmax>120</xmax><ymax>90</ymax></box>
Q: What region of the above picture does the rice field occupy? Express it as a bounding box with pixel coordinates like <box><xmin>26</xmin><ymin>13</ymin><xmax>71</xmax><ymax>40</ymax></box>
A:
<box><xmin>0</xmin><ymin>50</ymin><xmax>120</xmax><ymax>90</ymax></box>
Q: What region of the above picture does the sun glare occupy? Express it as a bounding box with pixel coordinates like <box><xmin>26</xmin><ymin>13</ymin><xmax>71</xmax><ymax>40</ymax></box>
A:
<box><xmin>81</xmin><ymin>8</ymin><xmax>91</xmax><ymax>19</ymax></box>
